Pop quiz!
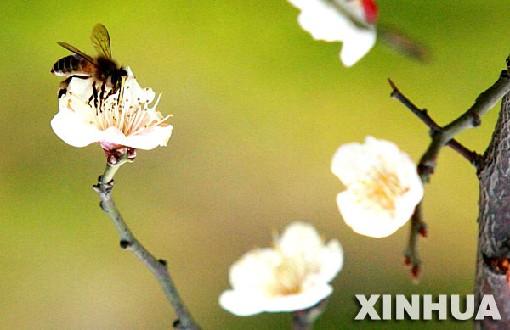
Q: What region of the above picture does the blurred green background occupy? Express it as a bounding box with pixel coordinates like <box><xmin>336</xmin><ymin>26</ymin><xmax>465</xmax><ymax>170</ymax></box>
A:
<box><xmin>1</xmin><ymin>0</ymin><xmax>509</xmax><ymax>329</ymax></box>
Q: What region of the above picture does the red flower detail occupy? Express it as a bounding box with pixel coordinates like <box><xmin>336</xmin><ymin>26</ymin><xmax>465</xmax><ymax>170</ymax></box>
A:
<box><xmin>418</xmin><ymin>226</ymin><xmax>428</xmax><ymax>238</ymax></box>
<box><xmin>361</xmin><ymin>0</ymin><xmax>378</xmax><ymax>24</ymax></box>
<box><xmin>411</xmin><ymin>265</ymin><xmax>420</xmax><ymax>279</ymax></box>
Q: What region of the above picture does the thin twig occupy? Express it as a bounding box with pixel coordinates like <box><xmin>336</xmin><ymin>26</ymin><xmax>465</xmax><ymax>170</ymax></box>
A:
<box><xmin>292</xmin><ymin>300</ymin><xmax>328</xmax><ymax>330</ymax></box>
<box><xmin>404</xmin><ymin>203</ymin><xmax>426</xmax><ymax>279</ymax></box>
<box><xmin>93</xmin><ymin>156</ymin><xmax>200</xmax><ymax>330</ymax></box>
<box><xmin>379</xmin><ymin>25</ymin><xmax>429</xmax><ymax>63</ymax></box>
<box><xmin>418</xmin><ymin>70</ymin><xmax>510</xmax><ymax>181</ymax></box>
<box><xmin>388</xmin><ymin>79</ymin><xmax>483</xmax><ymax>169</ymax></box>
<box><xmin>292</xmin><ymin>312</ymin><xmax>313</xmax><ymax>330</ymax></box>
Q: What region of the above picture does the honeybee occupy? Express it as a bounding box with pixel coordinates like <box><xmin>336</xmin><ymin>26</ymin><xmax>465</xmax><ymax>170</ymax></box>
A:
<box><xmin>51</xmin><ymin>24</ymin><xmax>127</xmax><ymax>107</ymax></box>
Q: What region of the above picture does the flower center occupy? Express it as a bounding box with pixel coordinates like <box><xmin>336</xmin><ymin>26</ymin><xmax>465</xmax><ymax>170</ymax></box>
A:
<box><xmin>64</xmin><ymin>79</ymin><xmax>168</xmax><ymax>138</ymax></box>
<box><xmin>272</xmin><ymin>259</ymin><xmax>305</xmax><ymax>295</ymax></box>
<box><xmin>357</xmin><ymin>166</ymin><xmax>409</xmax><ymax>212</ymax></box>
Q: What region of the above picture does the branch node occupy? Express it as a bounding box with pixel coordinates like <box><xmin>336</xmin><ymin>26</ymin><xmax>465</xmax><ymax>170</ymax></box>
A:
<box><xmin>404</xmin><ymin>255</ymin><xmax>411</xmax><ymax>266</ymax></box>
<box><xmin>428</xmin><ymin>127</ymin><xmax>440</xmax><ymax>138</ymax></box>
<box><xmin>417</xmin><ymin>163</ymin><xmax>434</xmax><ymax>178</ymax></box>
<box><xmin>158</xmin><ymin>259</ymin><xmax>168</xmax><ymax>267</ymax></box>
<box><xmin>411</xmin><ymin>265</ymin><xmax>421</xmax><ymax>280</ymax></box>
<box><xmin>472</xmin><ymin>113</ymin><xmax>482</xmax><ymax>127</ymax></box>
<box><xmin>119</xmin><ymin>239</ymin><xmax>131</xmax><ymax>249</ymax></box>
<box><xmin>388</xmin><ymin>79</ymin><xmax>482</xmax><ymax>168</ymax></box>
<box><xmin>93</xmin><ymin>177</ymin><xmax>114</xmax><ymax>194</ymax></box>
<box><xmin>417</xmin><ymin>223</ymin><xmax>428</xmax><ymax>238</ymax></box>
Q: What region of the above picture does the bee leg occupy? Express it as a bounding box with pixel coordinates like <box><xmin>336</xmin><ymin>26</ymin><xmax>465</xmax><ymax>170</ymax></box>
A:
<box><xmin>58</xmin><ymin>77</ymin><xmax>73</xmax><ymax>98</ymax></box>
<box><xmin>94</xmin><ymin>82</ymin><xmax>99</xmax><ymax>111</ymax></box>
<box><xmin>99</xmin><ymin>81</ymin><xmax>107</xmax><ymax>109</ymax></box>
<box><xmin>105</xmin><ymin>88</ymin><xmax>115</xmax><ymax>100</ymax></box>
<box><xmin>87</xmin><ymin>93</ymin><xmax>94</xmax><ymax>108</ymax></box>
<box><xmin>105</xmin><ymin>77</ymin><xmax>118</xmax><ymax>99</ymax></box>
<box><xmin>87</xmin><ymin>81</ymin><xmax>95</xmax><ymax>107</ymax></box>
<box><xmin>106</xmin><ymin>76</ymin><xmax>125</xmax><ymax>100</ymax></box>
<box><xmin>84</xmin><ymin>79</ymin><xmax>99</xmax><ymax>110</ymax></box>
<box><xmin>90</xmin><ymin>81</ymin><xmax>99</xmax><ymax>112</ymax></box>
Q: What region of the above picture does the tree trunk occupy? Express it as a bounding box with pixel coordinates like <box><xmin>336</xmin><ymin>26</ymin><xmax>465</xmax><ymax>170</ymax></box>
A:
<box><xmin>476</xmin><ymin>93</ymin><xmax>510</xmax><ymax>329</ymax></box>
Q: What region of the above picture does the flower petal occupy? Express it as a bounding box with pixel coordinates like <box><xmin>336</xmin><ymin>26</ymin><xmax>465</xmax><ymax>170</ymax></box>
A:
<box><xmin>337</xmin><ymin>191</ymin><xmax>407</xmax><ymax>238</ymax></box>
<box><xmin>288</xmin><ymin>0</ymin><xmax>377</xmax><ymax>66</ymax></box>
<box><xmin>331</xmin><ymin>140</ymin><xmax>375</xmax><ymax>186</ymax></box>
<box><xmin>262</xmin><ymin>282</ymin><xmax>332</xmax><ymax>313</ymax></box>
<box><xmin>228</xmin><ymin>249</ymin><xmax>281</xmax><ymax>291</ymax></box>
<box><xmin>123</xmin><ymin>125</ymin><xmax>173</xmax><ymax>150</ymax></box>
<box><xmin>291</xmin><ymin>0</ymin><xmax>351</xmax><ymax>42</ymax></box>
<box><xmin>51</xmin><ymin>99</ymin><xmax>101</xmax><ymax>148</ymax></box>
<box><xmin>332</xmin><ymin>136</ymin><xmax>417</xmax><ymax>187</ymax></box>
<box><xmin>278</xmin><ymin>222</ymin><xmax>324</xmax><ymax>258</ymax></box>
<box><xmin>317</xmin><ymin>240</ymin><xmax>343</xmax><ymax>282</ymax></box>
<box><xmin>340</xmin><ymin>28</ymin><xmax>376</xmax><ymax>67</ymax></box>
<box><xmin>218</xmin><ymin>290</ymin><xmax>265</xmax><ymax>316</ymax></box>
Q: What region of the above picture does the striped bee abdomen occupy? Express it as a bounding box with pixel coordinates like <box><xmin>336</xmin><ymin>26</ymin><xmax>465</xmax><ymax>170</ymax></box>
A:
<box><xmin>51</xmin><ymin>54</ymin><xmax>90</xmax><ymax>77</ymax></box>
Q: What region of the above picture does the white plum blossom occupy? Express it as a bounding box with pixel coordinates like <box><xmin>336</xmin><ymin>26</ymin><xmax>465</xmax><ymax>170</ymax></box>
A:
<box><xmin>331</xmin><ymin>137</ymin><xmax>423</xmax><ymax>238</ymax></box>
<box><xmin>287</xmin><ymin>0</ymin><xmax>378</xmax><ymax>67</ymax></box>
<box><xmin>219</xmin><ymin>222</ymin><xmax>343</xmax><ymax>316</ymax></box>
<box><xmin>51</xmin><ymin>67</ymin><xmax>172</xmax><ymax>152</ymax></box>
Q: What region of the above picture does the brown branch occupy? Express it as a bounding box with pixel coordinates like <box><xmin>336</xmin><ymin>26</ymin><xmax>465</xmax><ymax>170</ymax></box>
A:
<box><xmin>418</xmin><ymin>70</ymin><xmax>510</xmax><ymax>182</ymax></box>
<box><xmin>93</xmin><ymin>157</ymin><xmax>201</xmax><ymax>330</ymax></box>
<box><xmin>476</xmin><ymin>93</ymin><xmax>510</xmax><ymax>329</ymax></box>
<box><xmin>389</xmin><ymin>63</ymin><xmax>510</xmax><ymax>278</ymax></box>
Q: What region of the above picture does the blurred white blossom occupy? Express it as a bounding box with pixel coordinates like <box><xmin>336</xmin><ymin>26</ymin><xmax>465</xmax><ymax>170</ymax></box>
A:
<box><xmin>331</xmin><ymin>137</ymin><xmax>423</xmax><ymax>238</ymax></box>
<box><xmin>219</xmin><ymin>222</ymin><xmax>343</xmax><ymax>316</ymax></box>
<box><xmin>287</xmin><ymin>0</ymin><xmax>377</xmax><ymax>67</ymax></box>
<box><xmin>51</xmin><ymin>68</ymin><xmax>172</xmax><ymax>151</ymax></box>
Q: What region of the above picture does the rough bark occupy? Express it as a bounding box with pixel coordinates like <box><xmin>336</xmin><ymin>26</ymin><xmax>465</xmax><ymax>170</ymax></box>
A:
<box><xmin>476</xmin><ymin>93</ymin><xmax>510</xmax><ymax>329</ymax></box>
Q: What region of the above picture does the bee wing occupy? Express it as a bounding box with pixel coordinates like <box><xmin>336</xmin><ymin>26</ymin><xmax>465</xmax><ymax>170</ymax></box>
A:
<box><xmin>91</xmin><ymin>24</ymin><xmax>112</xmax><ymax>59</ymax></box>
<box><xmin>57</xmin><ymin>42</ymin><xmax>95</xmax><ymax>63</ymax></box>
